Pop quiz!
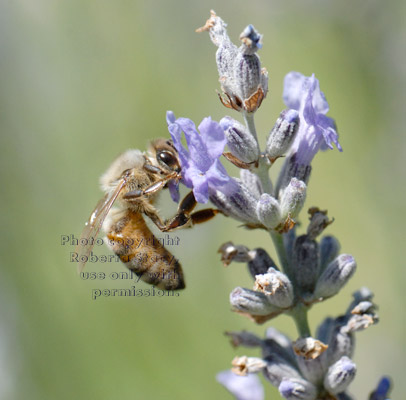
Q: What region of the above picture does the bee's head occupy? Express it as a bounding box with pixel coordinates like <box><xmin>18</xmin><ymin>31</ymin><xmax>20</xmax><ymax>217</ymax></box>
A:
<box><xmin>100</xmin><ymin>149</ymin><xmax>145</xmax><ymax>192</ymax></box>
<box><xmin>149</xmin><ymin>138</ymin><xmax>181</xmax><ymax>173</ymax></box>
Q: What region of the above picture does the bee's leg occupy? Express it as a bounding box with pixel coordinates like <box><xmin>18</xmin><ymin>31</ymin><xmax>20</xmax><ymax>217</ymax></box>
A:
<box><xmin>142</xmin><ymin>203</ymin><xmax>167</xmax><ymax>231</ymax></box>
<box><xmin>143</xmin><ymin>157</ymin><xmax>181</xmax><ymax>178</ymax></box>
<box><xmin>143</xmin><ymin>163</ymin><xmax>167</xmax><ymax>176</ymax></box>
<box><xmin>161</xmin><ymin>191</ymin><xmax>196</xmax><ymax>231</ymax></box>
<box><xmin>189</xmin><ymin>208</ymin><xmax>223</xmax><ymax>224</ymax></box>
<box><xmin>123</xmin><ymin>172</ymin><xmax>179</xmax><ymax>200</ymax></box>
<box><xmin>162</xmin><ymin>191</ymin><xmax>223</xmax><ymax>231</ymax></box>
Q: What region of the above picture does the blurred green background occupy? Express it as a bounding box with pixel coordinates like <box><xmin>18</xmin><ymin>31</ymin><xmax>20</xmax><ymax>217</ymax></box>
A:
<box><xmin>0</xmin><ymin>0</ymin><xmax>404</xmax><ymax>399</ymax></box>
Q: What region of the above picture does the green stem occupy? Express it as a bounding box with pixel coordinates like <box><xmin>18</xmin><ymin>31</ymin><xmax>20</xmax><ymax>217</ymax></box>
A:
<box><xmin>256</xmin><ymin>158</ymin><xmax>273</xmax><ymax>194</ymax></box>
<box><xmin>243</xmin><ymin>112</ymin><xmax>273</xmax><ymax>194</ymax></box>
<box><xmin>243</xmin><ymin>112</ymin><xmax>258</xmax><ymax>142</ymax></box>
<box><xmin>290</xmin><ymin>304</ymin><xmax>311</xmax><ymax>338</ymax></box>
<box><xmin>270</xmin><ymin>231</ymin><xmax>290</xmax><ymax>276</ymax></box>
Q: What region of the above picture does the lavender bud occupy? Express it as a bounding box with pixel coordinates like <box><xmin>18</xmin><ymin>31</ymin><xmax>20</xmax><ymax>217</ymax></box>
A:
<box><xmin>256</xmin><ymin>194</ymin><xmax>282</xmax><ymax>229</ymax></box>
<box><xmin>225</xmin><ymin>331</ymin><xmax>263</xmax><ymax>348</ymax></box>
<box><xmin>263</xmin><ymin>356</ymin><xmax>303</xmax><ymax>388</ymax></box>
<box><xmin>316</xmin><ymin>317</ymin><xmax>335</xmax><ymax>344</ymax></box>
<box><xmin>232</xmin><ymin>41</ymin><xmax>261</xmax><ymax>103</ymax></box>
<box><xmin>280</xmin><ymin>178</ymin><xmax>307</xmax><ymax>220</ymax></box>
<box><xmin>240</xmin><ymin>169</ymin><xmax>263</xmax><ymax>198</ymax></box>
<box><xmin>254</xmin><ymin>268</ymin><xmax>294</xmax><ymax>308</ymax></box>
<box><xmin>278</xmin><ymin>378</ymin><xmax>318</xmax><ymax>400</ymax></box>
<box><xmin>210</xmin><ymin>179</ymin><xmax>259</xmax><ymax>224</ymax></box>
<box><xmin>314</xmin><ymin>254</ymin><xmax>356</xmax><ymax>300</ymax></box>
<box><xmin>218</xmin><ymin>241</ymin><xmax>251</xmax><ymax>266</ymax></box>
<box><xmin>232</xmin><ymin>26</ymin><xmax>262</xmax><ymax>101</ymax></box>
<box><xmin>247</xmin><ymin>248</ymin><xmax>278</xmax><ymax>278</ymax></box>
<box><xmin>266</xmin><ymin>109</ymin><xmax>300</xmax><ymax>160</ymax></box>
<box><xmin>292</xmin><ymin>235</ymin><xmax>319</xmax><ymax>294</ymax></box>
<box><xmin>230</xmin><ymin>287</ymin><xmax>280</xmax><ymax>316</ymax></box>
<box><xmin>233</xmin><ymin>25</ymin><xmax>267</xmax><ymax>112</ymax></box>
<box><xmin>324</xmin><ymin>356</ymin><xmax>356</xmax><ymax>395</ymax></box>
<box><xmin>276</xmin><ymin>153</ymin><xmax>312</xmax><ymax>196</ymax></box>
<box><xmin>324</xmin><ymin>326</ymin><xmax>354</xmax><ymax>366</ymax></box>
<box><xmin>215</xmin><ymin>41</ymin><xmax>236</xmax><ymax>78</ymax></box>
<box><xmin>220</xmin><ymin>116</ymin><xmax>259</xmax><ymax>163</ymax></box>
<box><xmin>231</xmin><ymin>356</ymin><xmax>267</xmax><ymax>375</ymax></box>
<box><xmin>296</xmin><ymin>356</ymin><xmax>325</xmax><ymax>388</ymax></box>
<box><xmin>319</xmin><ymin>235</ymin><xmax>341</xmax><ymax>272</ymax></box>
<box><xmin>196</xmin><ymin>13</ymin><xmax>239</xmax><ymax>95</ymax></box>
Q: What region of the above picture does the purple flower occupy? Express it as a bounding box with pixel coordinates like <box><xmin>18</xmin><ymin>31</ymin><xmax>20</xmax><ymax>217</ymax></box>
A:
<box><xmin>166</xmin><ymin>111</ymin><xmax>234</xmax><ymax>203</ymax></box>
<box><xmin>283</xmin><ymin>72</ymin><xmax>342</xmax><ymax>165</ymax></box>
<box><xmin>216</xmin><ymin>370</ymin><xmax>264</xmax><ymax>400</ymax></box>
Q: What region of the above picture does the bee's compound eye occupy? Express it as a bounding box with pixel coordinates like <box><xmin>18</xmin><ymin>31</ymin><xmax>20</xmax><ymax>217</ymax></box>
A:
<box><xmin>158</xmin><ymin>151</ymin><xmax>177</xmax><ymax>168</ymax></box>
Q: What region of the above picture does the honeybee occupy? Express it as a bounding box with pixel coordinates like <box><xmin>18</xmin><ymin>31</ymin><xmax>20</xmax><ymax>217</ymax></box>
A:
<box><xmin>77</xmin><ymin>138</ymin><xmax>220</xmax><ymax>290</ymax></box>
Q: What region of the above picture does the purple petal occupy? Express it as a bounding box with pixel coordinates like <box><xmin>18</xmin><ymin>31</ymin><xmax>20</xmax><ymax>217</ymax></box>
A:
<box><xmin>168</xmin><ymin>180</ymin><xmax>180</xmax><ymax>203</ymax></box>
<box><xmin>317</xmin><ymin>114</ymin><xmax>342</xmax><ymax>151</ymax></box>
<box><xmin>184</xmin><ymin>167</ymin><xmax>209</xmax><ymax>203</ymax></box>
<box><xmin>164</xmin><ymin>112</ymin><xmax>235</xmax><ymax>203</ymax></box>
<box><xmin>179</xmin><ymin>163</ymin><xmax>196</xmax><ymax>189</ymax></box>
<box><xmin>284</xmin><ymin>72</ymin><xmax>341</xmax><ymax>165</ymax></box>
<box><xmin>175</xmin><ymin>117</ymin><xmax>212</xmax><ymax>172</ymax></box>
<box><xmin>166</xmin><ymin>110</ymin><xmax>176</xmax><ymax>125</ymax></box>
<box><xmin>308</xmin><ymin>74</ymin><xmax>329</xmax><ymax>114</ymax></box>
<box><xmin>193</xmin><ymin>183</ymin><xmax>209</xmax><ymax>203</ymax></box>
<box><xmin>198</xmin><ymin>117</ymin><xmax>227</xmax><ymax>160</ymax></box>
<box><xmin>302</xmin><ymin>88</ymin><xmax>318</xmax><ymax>127</ymax></box>
<box><xmin>283</xmin><ymin>72</ymin><xmax>307</xmax><ymax>110</ymax></box>
<box><xmin>167</xmin><ymin>122</ymin><xmax>190</xmax><ymax>169</ymax></box>
<box><xmin>216</xmin><ymin>370</ymin><xmax>264</xmax><ymax>400</ymax></box>
<box><xmin>293</xmin><ymin>125</ymin><xmax>324</xmax><ymax>165</ymax></box>
<box><xmin>206</xmin><ymin>159</ymin><xmax>232</xmax><ymax>188</ymax></box>
<box><xmin>283</xmin><ymin>73</ymin><xmax>329</xmax><ymax>116</ymax></box>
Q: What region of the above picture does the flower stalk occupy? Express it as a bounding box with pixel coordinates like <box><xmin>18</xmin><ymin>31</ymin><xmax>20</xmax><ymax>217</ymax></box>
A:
<box><xmin>270</xmin><ymin>231</ymin><xmax>291</xmax><ymax>278</ymax></box>
<box><xmin>243</xmin><ymin>112</ymin><xmax>258</xmax><ymax>142</ymax></box>
<box><xmin>289</xmin><ymin>304</ymin><xmax>311</xmax><ymax>338</ymax></box>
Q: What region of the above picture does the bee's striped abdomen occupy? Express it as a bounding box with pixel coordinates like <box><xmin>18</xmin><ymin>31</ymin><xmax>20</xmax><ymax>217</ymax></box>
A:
<box><xmin>106</xmin><ymin>210</ymin><xmax>185</xmax><ymax>290</ymax></box>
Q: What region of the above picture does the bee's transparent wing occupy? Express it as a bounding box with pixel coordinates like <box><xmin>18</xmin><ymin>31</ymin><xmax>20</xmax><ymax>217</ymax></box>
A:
<box><xmin>76</xmin><ymin>178</ymin><xmax>127</xmax><ymax>273</ymax></box>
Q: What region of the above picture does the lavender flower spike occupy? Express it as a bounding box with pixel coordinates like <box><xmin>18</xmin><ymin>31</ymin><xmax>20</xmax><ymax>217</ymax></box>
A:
<box><xmin>166</xmin><ymin>111</ymin><xmax>235</xmax><ymax>203</ymax></box>
<box><xmin>283</xmin><ymin>72</ymin><xmax>342</xmax><ymax>165</ymax></box>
